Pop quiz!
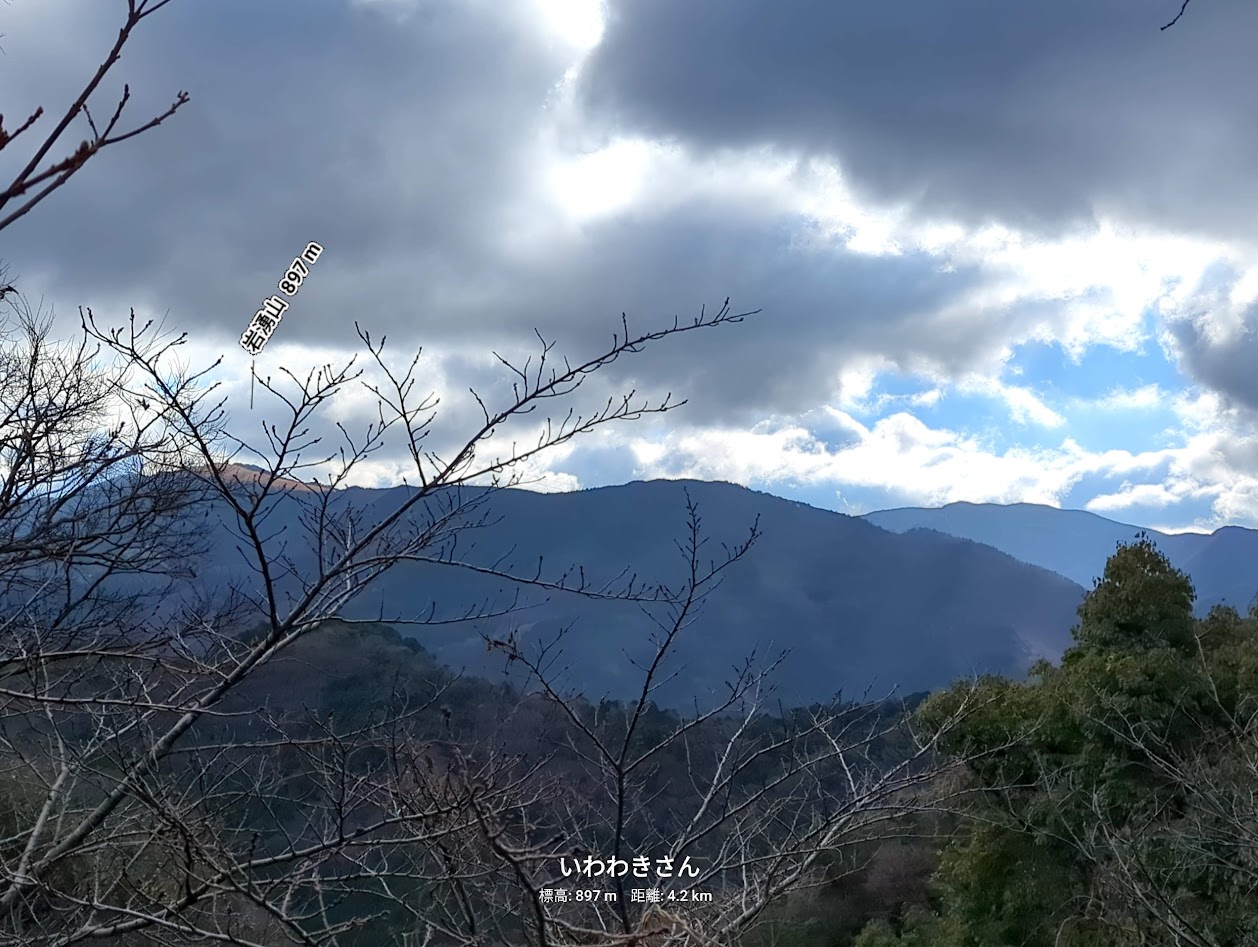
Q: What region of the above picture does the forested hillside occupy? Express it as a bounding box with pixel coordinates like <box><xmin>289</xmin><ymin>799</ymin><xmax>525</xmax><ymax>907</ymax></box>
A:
<box><xmin>13</xmin><ymin>534</ymin><xmax>1247</xmax><ymax>946</ymax></box>
<box><xmin>218</xmin><ymin>536</ymin><xmax>1258</xmax><ymax>945</ymax></box>
<box><xmin>850</xmin><ymin>537</ymin><xmax>1258</xmax><ymax>946</ymax></box>
<box><xmin>130</xmin><ymin>474</ymin><xmax>1088</xmax><ymax>708</ymax></box>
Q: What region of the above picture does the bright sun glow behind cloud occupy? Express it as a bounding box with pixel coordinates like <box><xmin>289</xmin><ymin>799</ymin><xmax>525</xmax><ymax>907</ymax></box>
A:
<box><xmin>532</xmin><ymin>0</ymin><xmax>604</xmax><ymax>50</ymax></box>
<box><xmin>547</xmin><ymin>137</ymin><xmax>652</xmax><ymax>220</ymax></box>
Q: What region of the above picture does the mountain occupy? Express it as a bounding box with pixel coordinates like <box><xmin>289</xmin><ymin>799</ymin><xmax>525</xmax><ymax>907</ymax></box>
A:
<box><xmin>143</xmin><ymin>479</ymin><xmax>1089</xmax><ymax>709</ymax></box>
<box><xmin>862</xmin><ymin>502</ymin><xmax>1258</xmax><ymax>613</ymax></box>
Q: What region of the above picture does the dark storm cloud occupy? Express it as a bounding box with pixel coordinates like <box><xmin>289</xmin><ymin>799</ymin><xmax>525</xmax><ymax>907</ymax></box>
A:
<box><xmin>1165</xmin><ymin>263</ymin><xmax>1258</xmax><ymax>417</ymax></box>
<box><xmin>404</xmin><ymin>195</ymin><xmax>1004</xmax><ymax>426</ymax></box>
<box><xmin>2</xmin><ymin>0</ymin><xmax>570</xmax><ymax>338</ymax></box>
<box><xmin>4</xmin><ymin>0</ymin><xmax>1031</xmax><ymax>430</ymax></box>
<box><xmin>8</xmin><ymin>0</ymin><xmax>1235</xmax><ymax>446</ymax></box>
<box><xmin>577</xmin><ymin>0</ymin><xmax>1258</xmax><ymax>240</ymax></box>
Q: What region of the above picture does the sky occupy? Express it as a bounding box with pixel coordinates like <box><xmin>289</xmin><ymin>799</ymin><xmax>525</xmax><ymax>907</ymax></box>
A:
<box><xmin>4</xmin><ymin>0</ymin><xmax>1258</xmax><ymax>533</ymax></box>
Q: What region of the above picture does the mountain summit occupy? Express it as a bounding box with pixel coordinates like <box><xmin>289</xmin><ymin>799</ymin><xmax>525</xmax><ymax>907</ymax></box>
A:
<box><xmin>863</xmin><ymin>501</ymin><xmax>1258</xmax><ymax>613</ymax></box>
<box><xmin>178</xmin><ymin>479</ymin><xmax>1089</xmax><ymax>708</ymax></box>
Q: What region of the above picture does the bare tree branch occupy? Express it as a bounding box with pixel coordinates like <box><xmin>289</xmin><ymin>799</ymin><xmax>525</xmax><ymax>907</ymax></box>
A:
<box><xmin>0</xmin><ymin>1</ymin><xmax>189</xmax><ymax>235</ymax></box>
<box><xmin>1161</xmin><ymin>0</ymin><xmax>1194</xmax><ymax>30</ymax></box>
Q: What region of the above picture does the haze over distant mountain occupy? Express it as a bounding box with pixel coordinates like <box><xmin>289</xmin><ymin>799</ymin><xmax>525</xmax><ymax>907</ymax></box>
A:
<box><xmin>863</xmin><ymin>502</ymin><xmax>1258</xmax><ymax>614</ymax></box>
<box><xmin>166</xmin><ymin>479</ymin><xmax>1090</xmax><ymax>709</ymax></box>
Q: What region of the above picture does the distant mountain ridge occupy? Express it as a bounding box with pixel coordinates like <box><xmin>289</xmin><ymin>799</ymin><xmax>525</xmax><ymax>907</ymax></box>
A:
<box><xmin>132</xmin><ymin>479</ymin><xmax>1092</xmax><ymax>709</ymax></box>
<box><xmin>862</xmin><ymin>502</ymin><xmax>1258</xmax><ymax>613</ymax></box>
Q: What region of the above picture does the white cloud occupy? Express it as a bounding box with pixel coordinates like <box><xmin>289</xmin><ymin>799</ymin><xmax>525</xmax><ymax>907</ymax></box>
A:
<box><xmin>1086</xmin><ymin>482</ymin><xmax>1181</xmax><ymax>513</ymax></box>
<box><xmin>536</xmin><ymin>398</ymin><xmax>1258</xmax><ymax>529</ymax></box>
<box><xmin>1074</xmin><ymin>384</ymin><xmax>1165</xmax><ymax>411</ymax></box>
<box><xmin>833</xmin><ymin>359</ymin><xmax>887</xmax><ymax>413</ymax></box>
<box><xmin>957</xmin><ymin>375</ymin><xmax>1066</xmax><ymax>428</ymax></box>
<box><xmin>1147</xmin><ymin>523</ymin><xmax>1214</xmax><ymax>535</ymax></box>
<box><xmin>618</xmin><ymin>411</ymin><xmax>1094</xmax><ymax>507</ymax></box>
